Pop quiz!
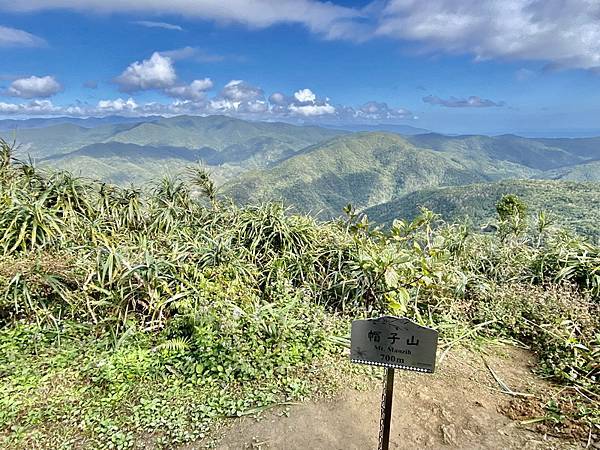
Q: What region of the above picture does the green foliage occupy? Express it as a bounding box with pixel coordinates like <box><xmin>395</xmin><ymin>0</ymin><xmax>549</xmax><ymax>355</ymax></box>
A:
<box><xmin>3</xmin><ymin>116</ymin><xmax>343</xmax><ymax>186</ymax></box>
<box><xmin>223</xmin><ymin>132</ymin><xmax>495</xmax><ymax>218</ymax></box>
<box><xmin>496</xmin><ymin>194</ymin><xmax>528</xmax><ymax>238</ymax></box>
<box><xmin>364</xmin><ymin>179</ymin><xmax>600</xmax><ymax>241</ymax></box>
<box><xmin>1</xmin><ymin>137</ymin><xmax>599</xmax><ymax>447</ymax></box>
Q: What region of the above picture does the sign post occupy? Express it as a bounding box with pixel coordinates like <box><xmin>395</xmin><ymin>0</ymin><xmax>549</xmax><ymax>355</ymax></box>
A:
<box><xmin>350</xmin><ymin>316</ymin><xmax>439</xmax><ymax>450</ymax></box>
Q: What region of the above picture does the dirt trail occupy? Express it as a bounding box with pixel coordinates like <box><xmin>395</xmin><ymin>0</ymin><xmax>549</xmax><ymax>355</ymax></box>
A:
<box><xmin>193</xmin><ymin>345</ymin><xmax>577</xmax><ymax>449</ymax></box>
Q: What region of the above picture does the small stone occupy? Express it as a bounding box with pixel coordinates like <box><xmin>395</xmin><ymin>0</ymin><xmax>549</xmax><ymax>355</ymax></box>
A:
<box><xmin>441</xmin><ymin>424</ymin><xmax>457</xmax><ymax>445</ymax></box>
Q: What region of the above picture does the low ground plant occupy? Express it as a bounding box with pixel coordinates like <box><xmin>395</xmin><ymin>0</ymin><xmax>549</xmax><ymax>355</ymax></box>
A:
<box><xmin>0</xmin><ymin>138</ymin><xmax>598</xmax><ymax>448</ymax></box>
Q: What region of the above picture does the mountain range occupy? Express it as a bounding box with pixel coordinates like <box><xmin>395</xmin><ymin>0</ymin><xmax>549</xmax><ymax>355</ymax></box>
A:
<box><xmin>2</xmin><ymin>115</ymin><xmax>599</xmax><ymax>236</ymax></box>
<box><xmin>362</xmin><ymin>179</ymin><xmax>600</xmax><ymax>239</ymax></box>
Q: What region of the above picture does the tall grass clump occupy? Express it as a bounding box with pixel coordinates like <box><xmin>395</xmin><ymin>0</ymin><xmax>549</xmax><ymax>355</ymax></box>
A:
<box><xmin>0</xmin><ymin>139</ymin><xmax>598</xmax><ymax>447</ymax></box>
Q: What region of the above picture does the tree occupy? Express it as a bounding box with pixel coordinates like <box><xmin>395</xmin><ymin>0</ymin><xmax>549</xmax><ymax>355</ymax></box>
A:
<box><xmin>496</xmin><ymin>194</ymin><xmax>528</xmax><ymax>238</ymax></box>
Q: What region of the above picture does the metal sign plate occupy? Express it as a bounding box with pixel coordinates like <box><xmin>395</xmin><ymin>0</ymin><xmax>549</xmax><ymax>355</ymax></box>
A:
<box><xmin>350</xmin><ymin>316</ymin><xmax>439</xmax><ymax>373</ymax></box>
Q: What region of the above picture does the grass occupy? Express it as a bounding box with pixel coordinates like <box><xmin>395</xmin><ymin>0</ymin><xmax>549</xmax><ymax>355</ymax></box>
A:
<box><xmin>0</xmin><ymin>138</ymin><xmax>598</xmax><ymax>448</ymax></box>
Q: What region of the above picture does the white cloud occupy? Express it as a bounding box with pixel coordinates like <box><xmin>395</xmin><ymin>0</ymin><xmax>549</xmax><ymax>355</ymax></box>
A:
<box><xmin>288</xmin><ymin>103</ymin><xmax>336</xmax><ymax>117</ymax></box>
<box><xmin>115</xmin><ymin>52</ymin><xmax>177</xmax><ymax>92</ymax></box>
<box><xmin>2</xmin><ymin>1</ymin><xmax>600</xmax><ymax>70</ymax></box>
<box><xmin>6</xmin><ymin>75</ymin><xmax>62</xmax><ymax>98</ymax></box>
<box><xmin>221</xmin><ymin>80</ymin><xmax>263</xmax><ymax>102</ymax></box>
<box><xmin>133</xmin><ymin>20</ymin><xmax>183</xmax><ymax>31</ymax></box>
<box><xmin>0</xmin><ymin>25</ymin><xmax>45</xmax><ymax>47</ymax></box>
<box><xmin>165</xmin><ymin>78</ymin><xmax>214</xmax><ymax>101</ymax></box>
<box><xmin>376</xmin><ymin>0</ymin><xmax>600</xmax><ymax>70</ymax></box>
<box><xmin>0</xmin><ymin>0</ymin><xmax>362</xmax><ymax>40</ymax></box>
<box><xmin>239</xmin><ymin>100</ymin><xmax>268</xmax><ymax>114</ymax></box>
<box><xmin>0</xmin><ymin>102</ymin><xmax>19</xmax><ymax>114</ymax></box>
<box><xmin>0</xmin><ymin>99</ymin><xmax>82</xmax><ymax>115</ymax></box>
<box><xmin>423</xmin><ymin>95</ymin><xmax>505</xmax><ymax>108</ymax></box>
<box><xmin>280</xmin><ymin>88</ymin><xmax>336</xmax><ymax>117</ymax></box>
<box><xmin>0</xmin><ymin>80</ymin><xmax>414</xmax><ymax>125</ymax></box>
<box><xmin>205</xmin><ymin>80</ymin><xmax>265</xmax><ymax>113</ymax></box>
<box><xmin>269</xmin><ymin>92</ymin><xmax>287</xmax><ymax>106</ymax></box>
<box><xmin>294</xmin><ymin>88</ymin><xmax>317</xmax><ymax>103</ymax></box>
<box><xmin>354</xmin><ymin>101</ymin><xmax>413</xmax><ymax>120</ymax></box>
<box><xmin>97</xmin><ymin>97</ymin><xmax>138</xmax><ymax>112</ymax></box>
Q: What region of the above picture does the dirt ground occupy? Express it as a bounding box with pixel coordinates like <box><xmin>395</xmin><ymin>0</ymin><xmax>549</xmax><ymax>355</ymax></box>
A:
<box><xmin>190</xmin><ymin>345</ymin><xmax>584</xmax><ymax>449</ymax></box>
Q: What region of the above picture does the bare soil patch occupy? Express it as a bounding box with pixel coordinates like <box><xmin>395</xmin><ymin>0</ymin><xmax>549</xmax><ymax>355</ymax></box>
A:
<box><xmin>189</xmin><ymin>345</ymin><xmax>583</xmax><ymax>449</ymax></box>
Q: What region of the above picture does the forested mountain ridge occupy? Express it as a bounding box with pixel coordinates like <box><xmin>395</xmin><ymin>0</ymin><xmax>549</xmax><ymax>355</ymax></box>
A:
<box><xmin>405</xmin><ymin>133</ymin><xmax>597</xmax><ymax>170</ymax></box>
<box><xmin>362</xmin><ymin>179</ymin><xmax>600</xmax><ymax>240</ymax></box>
<box><xmin>2</xmin><ymin>115</ymin><xmax>599</xmax><ymax>225</ymax></box>
<box><xmin>222</xmin><ymin>132</ymin><xmax>503</xmax><ymax>217</ymax></box>
<box><xmin>2</xmin><ymin>115</ymin><xmax>344</xmax><ymax>184</ymax></box>
<box><xmin>223</xmin><ymin>131</ymin><xmax>600</xmax><ymax>218</ymax></box>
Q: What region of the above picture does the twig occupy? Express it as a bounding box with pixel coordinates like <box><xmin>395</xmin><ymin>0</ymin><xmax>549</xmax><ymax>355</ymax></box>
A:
<box><xmin>482</xmin><ymin>357</ymin><xmax>535</xmax><ymax>398</ymax></box>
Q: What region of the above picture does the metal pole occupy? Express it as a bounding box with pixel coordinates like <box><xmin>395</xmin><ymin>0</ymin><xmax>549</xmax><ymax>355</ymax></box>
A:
<box><xmin>378</xmin><ymin>368</ymin><xmax>395</xmax><ymax>450</ymax></box>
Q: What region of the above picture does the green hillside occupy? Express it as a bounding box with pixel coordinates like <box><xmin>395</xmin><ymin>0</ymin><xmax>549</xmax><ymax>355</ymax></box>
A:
<box><xmin>41</xmin><ymin>142</ymin><xmax>219</xmax><ymax>185</ymax></box>
<box><xmin>222</xmin><ymin>132</ymin><xmax>543</xmax><ymax>217</ymax></box>
<box><xmin>536</xmin><ymin>137</ymin><xmax>600</xmax><ymax>159</ymax></box>
<box><xmin>105</xmin><ymin>115</ymin><xmax>343</xmax><ymax>150</ymax></box>
<box><xmin>2</xmin><ymin>115</ymin><xmax>344</xmax><ymax>185</ymax></box>
<box><xmin>1</xmin><ymin>123</ymin><xmax>131</xmax><ymax>158</ymax></box>
<box><xmin>540</xmin><ymin>160</ymin><xmax>600</xmax><ymax>182</ymax></box>
<box><xmin>406</xmin><ymin>133</ymin><xmax>598</xmax><ymax>170</ymax></box>
<box><xmin>363</xmin><ymin>179</ymin><xmax>600</xmax><ymax>239</ymax></box>
<box><xmin>4</xmin><ymin>117</ymin><xmax>599</xmax><ymax>199</ymax></box>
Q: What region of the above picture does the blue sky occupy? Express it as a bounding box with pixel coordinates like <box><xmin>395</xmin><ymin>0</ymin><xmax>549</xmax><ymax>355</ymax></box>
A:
<box><xmin>0</xmin><ymin>0</ymin><xmax>599</xmax><ymax>135</ymax></box>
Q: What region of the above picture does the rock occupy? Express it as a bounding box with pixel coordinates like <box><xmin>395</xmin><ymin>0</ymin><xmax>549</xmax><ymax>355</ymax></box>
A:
<box><xmin>441</xmin><ymin>424</ymin><xmax>457</xmax><ymax>445</ymax></box>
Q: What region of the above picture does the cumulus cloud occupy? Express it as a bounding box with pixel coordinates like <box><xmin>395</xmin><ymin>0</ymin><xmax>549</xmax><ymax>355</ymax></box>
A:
<box><xmin>355</xmin><ymin>101</ymin><xmax>413</xmax><ymax>120</ymax></box>
<box><xmin>0</xmin><ymin>99</ymin><xmax>82</xmax><ymax>115</ymax></box>
<box><xmin>268</xmin><ymin>92</ymin><xmax>288</xmax><ymax>106</ymax></box>
<box><xmin>294</xmin><ymin>88</ymin><xmax>317</xmax><ymax>103</ymax></box>
<box><xmin>97</xmin><ymin>97</ymin><xmax>138</xmax><ymax>112</ymax></box>
<box><xmin>205</xmin><ymin>80</ymin><xmax>266</xmax><ymax>113</ymax></box>
<box><xmin>0</xmin><ymin>25</ymin><xmax>45</xmax><ymax>47</ymax></box>
<box><xmin>115</xmin><ymin>52</ymin><xmax>177</xmax><ymax>92</ymax></box>
<box><xmin>270</xmin><ymin>88</ymin><xmax>336</xmax><ymax>117</ymax></box>
<box><xmin>165</xmin><ymin>78</ymin><xmax>214</xmax><ymax>101</ymax></box>
<box><xmin>221</xmin><ymin>80</ymin><xmax>263</xmax><ymax>102</ymax></box>
<box><xmin>0</xmin><ymin>79</ymin><xmax>414</xmax><ymax>125</ymax></box>
<box><xmin>133</xmin><ymin>20</ymin><xmax>183</xmax><ymax>31</ymax></box>
<box><xmin>5</xmin><ymin>75</ymin><xmax>62</xmax><ymax>98</ymax></box>
<box><xmin>423</xmin><ymin>95</ymin><xmax>505</xmax><ymax>108</ymax></box>
<box><xmin>289</xmin><ymin>103</ymin><xmax>336</xmax><ymax>117</ymax></box>
<box><xmin>376</xmin><ymin>0</ymin><xmax>600</xmax><ymax>70</ymax></box>
<box><xmin>289</xmin><ymin>88</ymin><xmax>335</xmax><ymax>117</ymax></box>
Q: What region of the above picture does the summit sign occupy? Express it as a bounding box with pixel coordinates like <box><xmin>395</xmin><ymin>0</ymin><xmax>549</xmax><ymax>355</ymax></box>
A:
<box><xmin>350</xmin><ymin>316</ymin><xmax>439</xmax><ymax>373</ymax></box>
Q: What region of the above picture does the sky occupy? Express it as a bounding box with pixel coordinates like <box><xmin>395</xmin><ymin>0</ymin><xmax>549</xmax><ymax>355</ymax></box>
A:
<box><xmin>0</xmin><ymin>0</ymin><xmax>599</xmax><ymax>135</ymax></box>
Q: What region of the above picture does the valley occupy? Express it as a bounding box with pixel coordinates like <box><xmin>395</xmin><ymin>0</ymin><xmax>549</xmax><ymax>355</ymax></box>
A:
<box><xmin>4</xmin><ymin>115</ymin><xmax>598</xmax><ymax>238</ymax></box>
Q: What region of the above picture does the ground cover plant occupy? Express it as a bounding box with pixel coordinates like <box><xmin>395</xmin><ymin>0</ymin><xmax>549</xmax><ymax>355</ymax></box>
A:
<box><xmin>0</xmin><ymin>138</ymin><xmax>598</xmax><ymax>448</ymax></box>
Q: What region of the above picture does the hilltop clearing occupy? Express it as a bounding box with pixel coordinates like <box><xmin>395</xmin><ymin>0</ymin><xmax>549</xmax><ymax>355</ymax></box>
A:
<box><xmin>202</xmin><ymin>346</ymin><xmax>570</xmax><ymax>450</ymax></box>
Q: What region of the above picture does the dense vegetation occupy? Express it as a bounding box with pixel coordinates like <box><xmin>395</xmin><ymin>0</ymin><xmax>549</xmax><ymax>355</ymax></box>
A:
<box><xmin>224</xmin><ymin>131</ymin><xmax>600</xmax><ymax>218</ymax></box>
<box><xmin>0</xmin><ymin>137</ymin><xmax>598</xmax><ymax>448</ymax></box>
<box><xmin>363</xmin><ymin>179</ymin><xmax>600</xmax><ymax>241</ymax></box>
<box><xmin>223</xmin><ymin>132</ymin><xmax>507</xmax><ymax>217</ymax></box>
<box><xmin>1</xmin><ymin>115</ymin><xmax>343</xmax><ymax>185</ymax></box>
